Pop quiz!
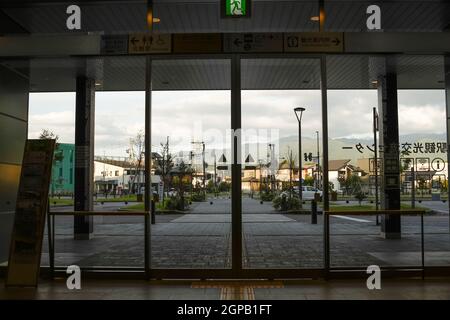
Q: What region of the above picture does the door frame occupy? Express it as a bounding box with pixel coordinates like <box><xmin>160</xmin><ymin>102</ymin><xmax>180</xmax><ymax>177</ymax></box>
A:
<box><xmin>145</xmin><ymin>53</ymin><xmax>329</xmax><ymax>279</ymax></box>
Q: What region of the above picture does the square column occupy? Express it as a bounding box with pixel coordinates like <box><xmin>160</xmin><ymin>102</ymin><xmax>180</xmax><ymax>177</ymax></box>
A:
<box><xmin>376</xmin><ymin>56</ymin><xmax>401</xmax><ymax>239</ymax></box>
<box><xmin>74</xmin><ymin>76</ymin><xmax>95</xmax><ymax>240</ymax></box>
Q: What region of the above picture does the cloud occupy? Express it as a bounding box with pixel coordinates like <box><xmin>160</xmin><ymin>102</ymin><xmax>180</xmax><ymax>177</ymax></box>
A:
<box><xmin>28</xmin><ymin>89</ymin><xmax>446</xmax><ymax>158</ymax></box>
<box><xmin>28</xmin><ymin>110</ymin><xmax>75</xmax><ymax>142</ymax></box>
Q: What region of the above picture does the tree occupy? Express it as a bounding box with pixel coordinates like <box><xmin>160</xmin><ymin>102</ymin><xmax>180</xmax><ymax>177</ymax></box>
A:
<box><xmin>172</xmin><ymin>161</ymin><xmax>193</xmax><ymax>210</ymax></box>
<box><xmin>282</xmin><ymin>150</ymin><xmax>296</xmax><ymax>200</ymax></box>
<box><xmin>39</xmin><ymin>129</ymin><xmax>58</xmax><ymax>141</ymax></box>
<box><xmin>339</xmin><ymin>174</ymin><xmax>363</xmax><ymax>196</ymax></box>
<box><xmin>39</xmin><ymin>129</ymin><xmax>63</xmax><ymax>197</ymax></box>
<box><xmin>348</xmin><ymin>174</ymin><xmax>363</xmax><ymax>195</ymax></box>
<box><xmin>155</xmin><ymin>136</ymin><xmax>174</xmax><ymax>201</ymax></box>
<box><xmin>304</xmin><ymin>176</ymin><xmax>315</xmax><ymax>187</ymax></box>
<box><xmin>128</xmin><ymin>130</ymin><xmax>145</xmax><ymax>195</ymax></box>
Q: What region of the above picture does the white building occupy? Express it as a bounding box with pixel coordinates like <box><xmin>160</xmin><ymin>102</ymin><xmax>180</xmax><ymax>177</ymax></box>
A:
<box><xmin>328</xmin><ymin>159</ymin><xmax>364</xmax><ymax>191</ymax></box>
<box><xmin>94</xmin><ymin>159</ymin><xmax>161</xmax><ymax>195</ymax></box>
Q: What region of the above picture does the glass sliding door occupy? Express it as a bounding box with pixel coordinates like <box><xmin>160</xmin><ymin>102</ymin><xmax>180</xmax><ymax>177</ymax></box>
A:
<box><xmin>150</xmin><ymin>58</ymin><xmax>232</xmax><ymax>270</ymax></box>
<box><xmin>240</xmin><ymin>57</ymin><xmax>324</xmax><ymax>270</ymax></box>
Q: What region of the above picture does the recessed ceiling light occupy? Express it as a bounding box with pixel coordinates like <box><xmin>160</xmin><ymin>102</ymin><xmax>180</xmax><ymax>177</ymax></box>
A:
<box><xmin>371</xmin><ymin>80</ymin><xmax>378</xmax><ymax>85</ymax></box>
<box><xmin>95</xmin><ymin>82</ymin><xmax>102</xmax><ymax>86</ymax></box>
<box><xmin>310</xmin><ymin>16</ymin><xmax>320</xmax><ymax>22</ymax></box>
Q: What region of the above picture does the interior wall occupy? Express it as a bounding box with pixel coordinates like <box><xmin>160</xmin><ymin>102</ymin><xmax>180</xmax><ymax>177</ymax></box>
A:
<box><xmin>0</xmin><ymin>62</ymin><xmax>29</xmax><ymax>264</ymax></box>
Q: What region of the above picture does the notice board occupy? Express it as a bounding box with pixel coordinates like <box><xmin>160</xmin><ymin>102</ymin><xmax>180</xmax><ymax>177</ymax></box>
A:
<box><xmin>6</xmin><ymin>139</ymin><xmax>55</xmax><ymax>287</ymax></box>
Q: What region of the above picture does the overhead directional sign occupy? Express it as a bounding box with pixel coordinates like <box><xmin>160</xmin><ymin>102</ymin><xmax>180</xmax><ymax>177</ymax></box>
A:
<box><xmin>128</xmin><ymin>33</ymin><xmax>171</xmax><ymax>54</ymax></box>
<box><xmin>173</xmin><ymin>34</ymin><xmax>222</xmax><ymax>53</ymax></box>
<box><xmin>224</xmin><ymin>33</ymin><xmax>283</xmax><ymax>53</ymax></box>
<box><xmin>284</xmin><ymin>32</ymin><xmax>344</xmax><ymax>53</ymax></box>
<box><xmin>100</xmin><ymin>35</ymin><xmax>128</xmax><ymax>55</ymax></box>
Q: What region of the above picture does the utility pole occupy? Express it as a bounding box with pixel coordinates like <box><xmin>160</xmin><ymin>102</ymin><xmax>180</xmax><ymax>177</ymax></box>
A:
<box><xmin>316</xmin><ymin>130</ymin><xmax>320</xmax><ymax>190</ymax></box>
<box><xmin>191</xmin><ymin>141</ymin><xmax>206</xmax><ymax>198</ymax></box>
<box><xmin>373</xmin><ymin>107</ymin><xmax>380</xmax><ymax>225</ymax></box>
<box><xmin>258</xmin><ymin>159</ymin><xmax>263</xmax><ymax>197</ymax></box>
<box><xmin>268</xmin><ymin>143</ymin><xmax>275</xmax><ymax>191</ymax></box>
<box><xmin>214</xmin><ymin>152</ymin><xmax>217</xmax><ymax>196</ymax></box>
<box><xmin>202</xmin><ymin>142</ymin><xmax>206</xmax><ymax>197</ymax></box>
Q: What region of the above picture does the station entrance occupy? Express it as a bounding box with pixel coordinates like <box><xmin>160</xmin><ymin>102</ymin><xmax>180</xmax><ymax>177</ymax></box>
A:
<box><xmin>2</xmin><ymin>48</ymin><xmax>450</xmax><ymax>280</ymax></box>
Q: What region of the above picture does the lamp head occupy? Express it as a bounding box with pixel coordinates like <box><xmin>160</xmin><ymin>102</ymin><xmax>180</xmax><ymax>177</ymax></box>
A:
<box><xmin>294</xmin><ymin>107</ymin><xmax>306</xmax><ymax>122</ymax></box>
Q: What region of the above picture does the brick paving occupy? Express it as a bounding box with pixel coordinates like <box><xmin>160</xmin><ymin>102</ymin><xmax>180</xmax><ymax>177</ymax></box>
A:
<box><xmin>42</xmin><ymin>198</ymin><xmax>450</xmax><ymax>269</ymax></box>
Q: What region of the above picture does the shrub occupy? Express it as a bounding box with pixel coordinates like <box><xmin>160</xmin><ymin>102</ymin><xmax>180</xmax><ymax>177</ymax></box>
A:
<box><xmin>218</xmin><ymin>181</ymin><xmax>231</xmax><ymax>192</ymax></box>
<box><xmin>163</xmin><ymin>196</ymin><xmax>189</xmax><ymax>211</ymax></box>
<box><xmin>190</xmin><ymin>192</ymin><xmax>205</xmax><ymax>202</ymax></box>
<box><xmin>260</xmin><ymin>192</ymin><xmax>275</xmax><ymax>202</ymax></box>
<box><xmin>273</xmin><ymin>195</ymin><xmax>301</xmax><ymax>211</ymax></box>
<box><xmin>355</xmin><ymin>191</ymin><xmax>367</xmax><ymax>205</ymax></box>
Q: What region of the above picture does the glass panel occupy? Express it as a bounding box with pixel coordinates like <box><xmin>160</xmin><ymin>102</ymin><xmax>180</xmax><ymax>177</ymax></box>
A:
<box><xmin>151</xmin><ymin>59</ymin><xmax>231</xmax><ymax>269</ymax></box>
<box><xmin>241</xmin><ymin>58</ymin><xmax>323</xmax><ymax>269</ymax></box>
<box><xmin>327</xmin><ymin>54</ymin><xmax>450</xmax><ymax>269</ymax></box>
<box><xmin>28</xmin><ymin>72</ymin><xmax>76</xmax><ymax>268</ymax></box>
<box><xmin>27</xmin><ymin>56</ymin><xmax>149</xmax><ymax>269</ymax></box>
<box><xmin>397</xmin><ymin>56</ymin><xmax>449</xmax><ymax>267</ymax></box>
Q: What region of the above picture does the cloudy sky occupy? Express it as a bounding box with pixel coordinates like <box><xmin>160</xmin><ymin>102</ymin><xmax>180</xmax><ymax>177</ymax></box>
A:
<box><xmin>28</xmin><ymin>89</ymin><xmax>446</xmax><ymax>161</ymax></box>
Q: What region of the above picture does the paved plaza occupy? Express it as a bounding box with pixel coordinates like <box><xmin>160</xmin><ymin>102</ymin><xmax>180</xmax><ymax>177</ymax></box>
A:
<box><xmin>42</xmin><ymin>198</ymin><xmax>450</xmax><ymax>270</ymax></box>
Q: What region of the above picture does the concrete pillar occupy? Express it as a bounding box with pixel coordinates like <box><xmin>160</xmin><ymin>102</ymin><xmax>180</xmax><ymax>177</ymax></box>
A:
<box><xmin>377</xmin><ymin>56</ymin><xmax>401</xmax><ymax>239</ymax></box>
<box><xmin>74</xmin><ymin>76</ymin><xmax>95</xmax><ymax>240</ymax></box>
<box><xmin>0</xmin><ymin>62</ymin><xmax>29</xmax><ymax>263</ymax></box>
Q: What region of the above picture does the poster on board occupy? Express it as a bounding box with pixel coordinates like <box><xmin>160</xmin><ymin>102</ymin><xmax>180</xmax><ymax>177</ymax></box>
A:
<box><xmin>6</xmin><ymin>139</ymin><xmax>55</xmax><ymax>287</ymax></box>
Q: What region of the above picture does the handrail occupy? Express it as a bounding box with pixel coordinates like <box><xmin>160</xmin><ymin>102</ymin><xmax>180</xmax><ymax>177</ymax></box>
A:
<box><xmin>46</xmin><ymin>209</ymin><xmax>151</xmax><ymax>279</ymax></box>
<box><xmin>323</xmin><ymin>209</ymin><xmax>425</xmax><ymax>279</ymax></box>
<box><xmin>48</xmin><ymin>210</ymin><xmax>149</xmax><ymax>216</ymax></box>
<box><xmin>325</xmin><ymin>209</ymin><xmax>426</xmax><ymax>216</ymax></box>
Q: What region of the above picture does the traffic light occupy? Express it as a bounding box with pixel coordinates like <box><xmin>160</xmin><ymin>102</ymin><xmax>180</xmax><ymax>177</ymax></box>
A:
<box><xmin>304</xmin><ymin>153</ymin><xmax>308</xmax><ymax>161</ymax></box>
<box><xmin>304</xmin><ymin>152</ymin><xmax>313</xmax><ymax>161</ymax></box>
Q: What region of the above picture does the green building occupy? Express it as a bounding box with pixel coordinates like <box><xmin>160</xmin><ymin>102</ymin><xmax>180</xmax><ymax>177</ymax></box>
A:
<box><xmin>50</xmin><ymin>143</ymin><xmax>75</xmax><ymax>196</ymax></box>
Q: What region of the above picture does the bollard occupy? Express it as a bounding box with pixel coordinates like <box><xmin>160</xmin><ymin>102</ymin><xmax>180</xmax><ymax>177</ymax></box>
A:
<box><xmin>311</xmin><ymin>200</ymin><xmax>317</xmax><ymax>224</ymax></box>
<box><xmin>151</xmin><ymin>200</ymin><xmax>156</xmax><ymax>225</ymax></box>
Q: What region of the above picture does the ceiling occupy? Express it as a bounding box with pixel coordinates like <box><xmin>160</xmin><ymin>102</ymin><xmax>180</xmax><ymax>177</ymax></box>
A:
<box><xmin>1</xmin><ymin>54</ymin><xmax>444</xmax><ymax>92</ymax></box>
<box><xmin>1</xmin><ymin>0</ymin><xmax>448</xmax><ymax>35</ymax></box>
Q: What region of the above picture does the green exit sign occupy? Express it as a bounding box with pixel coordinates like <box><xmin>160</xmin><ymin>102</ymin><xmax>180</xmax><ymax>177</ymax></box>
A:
<box><xmin>222</xmin><ymin>0</ymin><xmax>251</xmax><ymax>18</ymax></box>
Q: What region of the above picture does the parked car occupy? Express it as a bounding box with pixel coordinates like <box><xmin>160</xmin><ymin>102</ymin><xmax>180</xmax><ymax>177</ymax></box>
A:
<box><xmin>282</xmin><ymin>186</ymin><xmax>322</xmax><ymax>200</ymax></box>
<box><xmin>167</xmin><ymin>188</ymin><xmax>178</xmax><ymax>197</ymax></box>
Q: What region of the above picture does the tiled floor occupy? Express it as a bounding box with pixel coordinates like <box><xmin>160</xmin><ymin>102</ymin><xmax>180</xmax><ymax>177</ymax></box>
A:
<box><xmin>1</xmin><ymin>278</ymin><xmax>450</xmax><ymax>300</ymax></box>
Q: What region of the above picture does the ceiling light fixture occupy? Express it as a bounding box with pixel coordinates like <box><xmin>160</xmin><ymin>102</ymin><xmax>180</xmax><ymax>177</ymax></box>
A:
<box><xmin>147</xmin><ymin>0</ymin><xmax>161</xmax><ymax>30</ymax></box>
<box><xmin>310</xmin><ymin>16</ymin><xmax>320</xmax><ymax>22</ymax></box>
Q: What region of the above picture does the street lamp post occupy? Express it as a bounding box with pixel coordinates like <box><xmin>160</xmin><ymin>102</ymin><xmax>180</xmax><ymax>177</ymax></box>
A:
<box><xmin>316</xmin><ymin>130</ymin><xmax>320</xmax><ymax>190</ymax></box>
<box><xmin>294</xmin><ymin>107</ymin><xmax>306</xmax><ymax>209</ymax></box>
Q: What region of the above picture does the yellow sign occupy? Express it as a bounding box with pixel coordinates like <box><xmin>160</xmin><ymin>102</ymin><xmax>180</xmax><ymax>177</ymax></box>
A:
<box><xmin>6</xmin><ymin>139</ymin><xmax>55</xmax><ymax>287</ymax></box>
<box><xmin>284</xmin><ymin>32</ymin><xmax>344</xmax><ymax>53</ymax></box>
<box><xmin>128</xmin><ymin>33</ymin><xmax>171</xmax><ymax>54</ymax></box>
